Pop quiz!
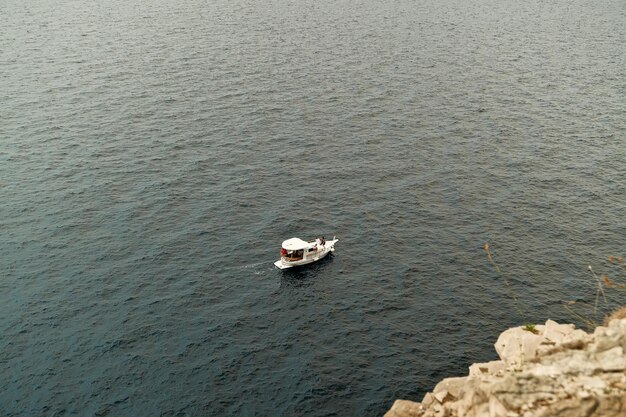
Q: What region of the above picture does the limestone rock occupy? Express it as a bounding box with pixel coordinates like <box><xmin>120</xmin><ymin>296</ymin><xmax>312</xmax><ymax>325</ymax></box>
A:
<box><xmin>469</xmin><ymin>360</ymin><xmax>506</xmax><ymax>376</ymax></box>
<box><xmin>488</xmin><ymin>396</ymin><xmax>508</xmax><ymax>417</ymax></box>
<box><xmin>494</xmin><ymin>326</ymin><xmax>547</xmax><ymax>363</ymax></box>
<box><xmin>542</xmin><ymin>319</ymin><xmax>575</xmax><ymax>344</ymax></box>
<box><xmin>433</xmin><ymin>390</ymin><xmax>449</xmax><ymax>404</ymax></box>
<box><xmin>422</xmin><ymin>392</ymin><xmax>437</xmax><ymax>408</ymax></box>
<box><xmin>433</xmin><ymin>376</ymin><xmax>471</xmax><ymax>400</ymax></box>
<box><xmin>595</xmin><ymin>346</ymin><xmax>626</xmax><ymax>372</ymax></box>
<box><xmin>385</xmin><ymin>318</ymin><xmax>626</xmax><ymax>417</ymax></box>
<box><xmin>384</xmin><ymin>399</ymin><xmax>422</xmax><ymax>417</ymax></box>
<box><xmin>421</xmin><ymin>392</ymin><xmax>435</xmax><ymax>409</ymax></box>
<box><xmin>560</xmin><ymin>328</ymin><xmax>590</xmax><ymax>346</ymax></box>
<box><xmin>592</xmin><ymin>318</ymin><xmax>626</xmax><ymax>353</ymax></box>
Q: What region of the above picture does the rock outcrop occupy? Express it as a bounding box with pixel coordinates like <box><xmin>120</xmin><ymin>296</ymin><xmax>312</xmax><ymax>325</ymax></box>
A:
<box><xmin>385</xmin><ymin>318</ymin><xmax>626</xmax><ymax>417</ymax></box>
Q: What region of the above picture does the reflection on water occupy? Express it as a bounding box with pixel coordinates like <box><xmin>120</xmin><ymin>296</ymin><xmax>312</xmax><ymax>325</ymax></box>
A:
<box><xmin>279</xmin><ymin>255</ymin><xmax>336</xmax><ymax>287</ymax></box>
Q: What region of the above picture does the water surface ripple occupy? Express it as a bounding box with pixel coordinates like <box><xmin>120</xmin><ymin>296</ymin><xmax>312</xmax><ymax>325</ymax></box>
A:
<box><xmin>1</xmin><ymin>0</ymin><xmax>625</xmax><ymax>415</ymax></box>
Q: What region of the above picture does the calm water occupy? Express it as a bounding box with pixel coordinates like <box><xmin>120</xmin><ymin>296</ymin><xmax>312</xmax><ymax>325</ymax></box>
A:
<box><xmin>1</xmin><ymin>0</ymin><xmax>625</xmax><ymax>415</ymax></box>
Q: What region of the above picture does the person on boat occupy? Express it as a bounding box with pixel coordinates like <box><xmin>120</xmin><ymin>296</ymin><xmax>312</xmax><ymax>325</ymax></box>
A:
<box><xmin>280</xmin><ymin>248</ymin><xmax>287</xmax><ymax>257</ymax></box>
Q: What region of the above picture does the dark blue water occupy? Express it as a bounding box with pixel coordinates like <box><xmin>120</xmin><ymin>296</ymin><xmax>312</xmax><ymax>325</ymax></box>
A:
<box><xmin>2</xmin><ymin>0</ymin><xmax>625</xmax><ymax>415</ymax></box>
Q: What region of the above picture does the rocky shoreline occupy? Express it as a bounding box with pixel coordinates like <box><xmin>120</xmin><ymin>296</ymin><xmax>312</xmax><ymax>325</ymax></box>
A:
<box><xmin>385</xmin><ymin>318</ymin><xmax>626</xmax><ymax>417</ymax></box>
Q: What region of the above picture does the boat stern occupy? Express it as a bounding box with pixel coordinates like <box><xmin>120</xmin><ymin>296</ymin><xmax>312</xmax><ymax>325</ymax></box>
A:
<box><xmin>274</xmin><ymin>259</ymin><xmax>290</xmax><ymax>269</ymax></box>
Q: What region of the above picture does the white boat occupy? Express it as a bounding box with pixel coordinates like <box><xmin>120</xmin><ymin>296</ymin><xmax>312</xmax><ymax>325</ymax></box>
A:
<box><xmin>274</xmin><ymin>236</ymin><xmax>339</xmax><ymax>269</ymax></box>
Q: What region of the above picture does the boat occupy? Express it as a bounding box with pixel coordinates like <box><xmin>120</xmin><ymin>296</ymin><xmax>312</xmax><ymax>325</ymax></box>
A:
<box><xmin>274</xmin><ymin>236</ymin><xmax>339</xmax><ymax>269</ymax></box>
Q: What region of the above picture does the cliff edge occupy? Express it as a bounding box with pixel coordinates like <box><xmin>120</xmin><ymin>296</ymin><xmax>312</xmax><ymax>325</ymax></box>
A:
<box><xmin>385</xmin><ymin>318</ymin><xmax>626</xmax><ymax>417</ymax></box>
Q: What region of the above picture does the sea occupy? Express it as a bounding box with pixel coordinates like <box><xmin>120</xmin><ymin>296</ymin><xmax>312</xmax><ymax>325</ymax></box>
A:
<box><xmin>1</xmin><ymin>0</ymin><xmax>625</xmax><ymax>415</ymax></box>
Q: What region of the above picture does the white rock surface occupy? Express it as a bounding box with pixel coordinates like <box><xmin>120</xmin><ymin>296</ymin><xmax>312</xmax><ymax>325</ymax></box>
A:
<box><xmin>384</xmin><ymin>318</ymin><xmax>626</xmax><ymax>417</ymax></box>
<box><xmin>494</xmin><ymin>326</ymin><xmax>547</xmax><ymax>363</ymax></box>
<box><xmin>469</xmin><ymin>360</ymin><xmax>506</xmax><ymax>377</ymax></box>
<box><xmin>541</xmin><ymin>319</ymin><xmax>575</xmax><ymax>344</ymax></box>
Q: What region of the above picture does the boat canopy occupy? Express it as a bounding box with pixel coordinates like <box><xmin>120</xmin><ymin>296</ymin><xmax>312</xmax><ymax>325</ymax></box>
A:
<box><xmin>281</xmin><ymin>237</ymin><xmax>311</xmax><ymax>251</ymax></box>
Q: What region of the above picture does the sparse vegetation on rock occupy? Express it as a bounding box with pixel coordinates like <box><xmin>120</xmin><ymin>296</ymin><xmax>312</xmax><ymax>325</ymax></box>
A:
<box><xmin>384</xmin><ymin>318</ymin><xmax>626</xmax><ymax>417</ymax></box>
